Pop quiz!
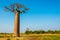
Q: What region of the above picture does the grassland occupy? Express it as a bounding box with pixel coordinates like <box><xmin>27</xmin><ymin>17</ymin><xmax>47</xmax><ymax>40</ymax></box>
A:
<box><xmin>0</xmin><ymin>33</ymin><xmax>60</xmax><ymax>40</ymax></box>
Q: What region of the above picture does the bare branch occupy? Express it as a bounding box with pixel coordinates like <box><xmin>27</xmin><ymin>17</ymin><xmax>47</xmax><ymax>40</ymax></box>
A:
<box><xmin>10</xmin><ymin>4</ymin><xmax>15</xmax><ymax>11</ymax></box>
<box><xmin>4</xmin><ymin>3</ymin><xmax>29</xmax><ymax>13</ymax></box>
<box><xmin>4</xmin><ymin>6</ymin><xmax>12</xmax><ymax>12</ymax></box>
<box><xmin>24</xmin><ymin>8</ymin><xmax>29</xmax><ymax>11</ymax></box>
<box><xmin>16</xmin><ymin>3</ymin><xmax>24</xmax><ymax>9</ymax></box>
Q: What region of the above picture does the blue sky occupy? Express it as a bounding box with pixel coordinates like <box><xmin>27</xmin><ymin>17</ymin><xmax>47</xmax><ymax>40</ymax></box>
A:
<box><xmin>0</xmin><ymin>0</ymin><xmax>60</xmax><ymax>33</ymax></box>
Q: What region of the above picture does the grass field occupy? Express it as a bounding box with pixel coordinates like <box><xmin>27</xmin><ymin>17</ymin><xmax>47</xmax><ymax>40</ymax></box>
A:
<box><xmin>0</xmin><ymin>34</ymin><xmax>60</xmax><ymax>40</ymax></box>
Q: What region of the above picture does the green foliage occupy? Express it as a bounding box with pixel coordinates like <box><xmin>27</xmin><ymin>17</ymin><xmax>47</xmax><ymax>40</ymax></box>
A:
<box><xmin>47</xmin><ymin>30</ymin><xmax>55</xmax><ymax>34</ymax></box>
<box><xmin>25</xmin><ymin>28</ymin><xmax>60</xmax><ymax>34</ymax></box>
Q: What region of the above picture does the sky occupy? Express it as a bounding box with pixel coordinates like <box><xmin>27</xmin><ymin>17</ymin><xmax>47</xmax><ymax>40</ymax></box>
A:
<box><xmin>0</xmin><ymin>0</ymin><xmax>60</xmax><ymax>33</ymax></box>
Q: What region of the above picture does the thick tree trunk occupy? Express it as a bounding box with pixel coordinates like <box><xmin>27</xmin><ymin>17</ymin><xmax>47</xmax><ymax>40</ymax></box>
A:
<box><xmin>13</xmin><ymin>12</ymin><xmax>20</xmax><ymax>37</ymax></box>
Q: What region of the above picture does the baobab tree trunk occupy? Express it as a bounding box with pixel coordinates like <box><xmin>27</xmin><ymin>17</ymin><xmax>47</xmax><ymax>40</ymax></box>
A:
<box><xmin>13</xmin><ymin>12</ymin><xmax>20</xmax><ymax>37</ymax></box>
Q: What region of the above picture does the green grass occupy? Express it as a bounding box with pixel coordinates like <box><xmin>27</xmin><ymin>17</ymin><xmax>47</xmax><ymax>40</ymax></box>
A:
<box><xmin>40</xmin><ymin>35</ymin><xmax>60</xmax><ymax>40</ymax></box>
<box><xmin>24</xmin><ymin>35</ymin><xmax>60</xmax><ymax>40</ymax></box>
<box><xmin>0</xmin><ymin>34</ymin><xmax>60</xmax><ymax>40</ymax></box>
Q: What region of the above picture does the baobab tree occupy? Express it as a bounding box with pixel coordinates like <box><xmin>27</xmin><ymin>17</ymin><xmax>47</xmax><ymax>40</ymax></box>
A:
<box><xmin>4</xmin><ymin>3</ymin><xmax>29</xmax><ymax>37</ymax></box>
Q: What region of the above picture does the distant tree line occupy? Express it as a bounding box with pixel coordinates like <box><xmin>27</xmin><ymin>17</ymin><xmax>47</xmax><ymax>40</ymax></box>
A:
<box><xmin>25</xmin><ymin>28</ymin><xmax>60</xmax><ymax>34</ymax></box>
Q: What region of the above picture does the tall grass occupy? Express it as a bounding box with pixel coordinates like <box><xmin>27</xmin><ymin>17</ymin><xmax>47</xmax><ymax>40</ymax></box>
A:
<box><xmin>0</xmin><ymin>33</ymin><xmax>60</xmax><ymax>40</ymax></box>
